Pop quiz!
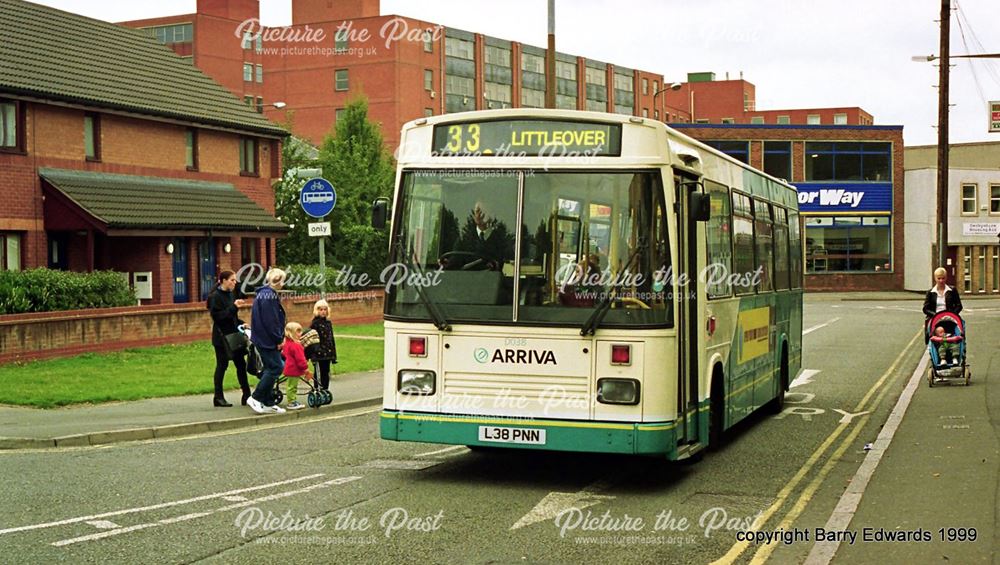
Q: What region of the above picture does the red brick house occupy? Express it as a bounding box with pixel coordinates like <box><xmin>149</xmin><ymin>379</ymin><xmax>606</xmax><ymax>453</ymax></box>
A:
<box><xmin>0</xmin><ymin>0</ymin><xmax>289</xmax><ymax>304</ymax></box>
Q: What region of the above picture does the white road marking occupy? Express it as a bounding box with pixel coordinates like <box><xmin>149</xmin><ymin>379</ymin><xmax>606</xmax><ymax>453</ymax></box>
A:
<box><xmin>803</xmin><ymin>318</ymin><xmax>840</xmax><ymax>335</ymax></box>
<box><xmin>832</xmin><ymin>409</ymin><xmax>870</xmax><ymax>424</ymax></box>
<box><xmin>804</xmin><ymin>349</ymin><xmax>930</xmax><ymax>564</ymax></box>
<box><xmin>52</xmin><ymin>476</ymin><xmax>362</xmax><ymax>547</ymax></box>
<box><xmin>0</xmin><ymin>474</ymin><xmax>325</xmax><ymax>536</ymax></box>
<box><xmin>222</xmin><ymin>496</ymin><xmax>248</xmax><ymax>502</ymax></box>
<box><xmin>510</xmin><ymin>479</ymin><xmax>615</xmax><ymax>531</ymax></box>
<box><xmin>415</xmin><ymin>445</ymin><xmax>468</xmax><ymax>458</ymax></box>
<box><xmin>790</xmin><ymin>369</ymin><xmax>821</xmax><ymax>389</ymax></box>
<box><xmin>84</xmin><ymin>520</ymin><xmax>120</xmax><ymax>530</ymax></box>
<box><xmin>772</xmin><ymin>407</ymin><xmax>825</xmax><ymax>422</ymax></box>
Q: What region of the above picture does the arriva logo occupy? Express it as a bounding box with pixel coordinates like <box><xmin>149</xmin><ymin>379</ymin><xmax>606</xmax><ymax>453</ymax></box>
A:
<box><xmin>474</xmin><ymin>348</ymin><xmax>558</xmax><ymax>365</ymax></box>
<box><xmin>798</xmin><ymin>189</ymin><xmax>864</xmax><ymax>208</ymax></box>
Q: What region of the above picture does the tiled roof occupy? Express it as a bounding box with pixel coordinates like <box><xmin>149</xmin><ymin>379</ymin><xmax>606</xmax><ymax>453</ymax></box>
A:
<box><xmin>40</xmin><ymin>168</ymin><xmax>288</xmax><ymax>232</ymax></box>
<box><xmin>0</xmin><ymin>0</ymin><xmax>287</xmax><ymax>137</ymax></box>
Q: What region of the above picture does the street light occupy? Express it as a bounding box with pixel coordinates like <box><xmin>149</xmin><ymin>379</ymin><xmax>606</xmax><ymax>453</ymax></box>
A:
<box><xmin>652</xmin><ymin>82</ymin><xmax>682</xmax><ymax>121</ymax></box>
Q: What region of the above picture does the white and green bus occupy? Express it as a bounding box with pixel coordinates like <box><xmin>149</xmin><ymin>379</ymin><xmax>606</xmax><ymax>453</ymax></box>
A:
<box><xmin>374</xmin><ymin>109</ymin><xmax>802</xmax><ymax>460</ymax></box>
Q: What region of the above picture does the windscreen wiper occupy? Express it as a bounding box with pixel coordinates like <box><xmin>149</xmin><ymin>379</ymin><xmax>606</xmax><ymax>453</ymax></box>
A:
<box><xmin>580</xmin><ymin>238</ymin><xmax>647</xmax><ymax>336</ymax></box>
<box><xmin>394</xmin><ymin>241</ymin><xmax>451</xmax><ymax>332</ymax></box>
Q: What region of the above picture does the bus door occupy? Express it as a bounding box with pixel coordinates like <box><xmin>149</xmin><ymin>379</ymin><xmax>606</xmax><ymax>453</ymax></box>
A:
<box><xmin>675</xmin><ymin>175</ymin><xmax>707</xmax><ymax>444</ymax></box>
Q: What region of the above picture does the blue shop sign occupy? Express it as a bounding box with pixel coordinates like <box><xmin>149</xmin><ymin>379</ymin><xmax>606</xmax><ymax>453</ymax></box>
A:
<box><xmin>794</xmin><ymin>183</ymin><xmax>892</xmax><ymax>213</ymax></box>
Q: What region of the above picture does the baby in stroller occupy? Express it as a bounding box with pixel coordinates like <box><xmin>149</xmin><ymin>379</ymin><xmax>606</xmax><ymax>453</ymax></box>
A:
<box><xmin>925</xmin><ymin>311</ymin><xmax>970</xmax><ymax>385</ymax></box>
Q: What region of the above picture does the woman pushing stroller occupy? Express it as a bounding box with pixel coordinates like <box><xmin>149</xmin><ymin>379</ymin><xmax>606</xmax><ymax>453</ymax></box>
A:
<box><xmin>922</xmin><ymin>267</ymin><xmax>970</xmax><ymax>386</ymax></box>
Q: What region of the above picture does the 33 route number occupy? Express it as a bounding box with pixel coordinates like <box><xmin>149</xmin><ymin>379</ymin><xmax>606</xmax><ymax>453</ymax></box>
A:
<box><xmin>443</xmin><ymin>124</ymin><xmax>480</xmax><ymax>152</ymax></box>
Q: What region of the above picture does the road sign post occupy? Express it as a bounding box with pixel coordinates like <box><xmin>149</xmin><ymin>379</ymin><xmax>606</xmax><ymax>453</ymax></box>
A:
<box><xmin>300</xmin><ymin>178</ymin><xmax>337</xmax><ymax>298</ymax></box>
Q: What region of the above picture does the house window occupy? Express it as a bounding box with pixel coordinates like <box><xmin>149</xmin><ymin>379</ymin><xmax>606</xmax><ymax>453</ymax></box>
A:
<box><xmin>243</xmin><ymin>95</ymin><xmax>254</xmax><ymax>107</ymax></box>
<box><xmin>777</xmin><ymin>115</ymin><xmax>790</xmax><ymax>125</ymax></box>
<box><xmin>963</xmin><ymin>247</ymin><xmax>971</xmax><ymax>293</ymax></box>
<box><xmin>84</xmin><ymin>113</ymin><xmax>100</xmax><ymax>161</ymax></box>
<box><xmin>978</xmin><ymin>247</ymin><xmax>986</xmax><ymax>292</ymax></box>
<box><xmin>144</xmin><ymin>23</ymin><xmax>193</xmax><ymax>44</ymax></box>
<box><xmin>750</xmin><ymin>116</ymin><xmax>764</xmax><ymax>124</ymax></box>
<box><xmin>256</xmin><ymin>96</ymin><xmax>263</xmax><ymax>113</ymax></box>
<box><xmin>695</xmin><ymin>118</ymin><xmax>710</xmax><ymax>124</ymax></box>
<box><xmin>335</xmin><ymin>27</ymin><xmax>348</xmax><ymax>52</ymax></box>
<box><xmin>335</xmin><ymin>108</ymin><xmax>345</xmax><ymax>122</ymax></box>
<box><xmin>654</xmin><ymin>110</ymin><xmax>659</xmax><ymax>120</ymax></box>
<box><xmin>243</xmin><ymin>63</ymin><xmax>253</xmax><ymax>82</ymax></box>
<box><xmin>0</xmin><ymin>232</ymin><xmax>21</xmax><ymax>271</ymax></box>
<box><xmin>335</xmin><ymin>69</ymin><xmax>349</xmax><ymax>91</ymax></box>
<box><xmin>424</xmin><ymin>69</ymin><xmax>433</xmax><ymax>91</ymax></box>
<box><xmin>807</xmin><ymin>114</ymin><xmax>821</xmax><ymax>125</ymax></box>
<box><xmin>642</xmin><ymin>78</ymin><xmax>649</xmax><ymax>95</ymax></box>
<box><xmin>241</xmin><ymin>32</ymin><xmax>251</xmax><ymax>50</ymax></box>
<box><xmin>255</xmin><ymin>64</ymin><xmax>263</xmax><ymax>83</ymax></box>
<box><xmin>961</xmin><ymin>184</ymin><xmax>977</xmax><ymax>215</ymax></box>
<box><xmin>239</xmin><ymin>137</ymin><xmax>257</xmax><ymax>175</ymax></box>
<box><xmin>642</xmin><ymin>109</ymin><xmax>648</xmax><ymax>118</ymax></box>
<box><xmin>834</xmin><ymin>113</ymin><xmax>848</xmax><ymax>125</ymax></box>
<box><xmin>255</xmin><ymin>35</ymin><xmax>263</xmax><ymax>53</ymax></box>
<box><xmin>185</xmin><ymin>128</ymin><xmax>198</xmax><ymax>170</ymax></box>
<box><xmin>721</xmin><ymin>118</ymin><xmax>735</xmax><ymax>124</ymax></box>
<box><xmin>423</xmin><ymin>30</ymin><xmax>434</xmax><ymax>52</ymax></box>
<box><xmin>0</xmin><ymin>99</ymin><xmax>24</xmax><ymax>152</ymax></box>
<box><xmin>991</xmin><ymin>185</ymin><xmax>1000</xmax><ymax>214</ymax></box>
<box><xmin>993</xmin><ymin>247</ymin><xmax>999</xmax><ymax>293</ymax></box>
<box><xmin>424</xmin><ymin>108</ymin><xmax>434</xmax><ymax>117</ymax></box>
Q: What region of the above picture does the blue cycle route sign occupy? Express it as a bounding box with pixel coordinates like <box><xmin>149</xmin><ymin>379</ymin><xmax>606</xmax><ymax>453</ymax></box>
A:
<box><xmin>299</xmin><ymin>178</ymin><xmax>337</xmax><ymax>218</ymax></box>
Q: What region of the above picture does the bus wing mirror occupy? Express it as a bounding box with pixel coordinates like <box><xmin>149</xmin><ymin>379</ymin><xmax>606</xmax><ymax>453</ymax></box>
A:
<box><xmin>690</xmin><ymin>193</ymin><xmax>711</xmax><ymax>222</ymax></box>
<box><xmin>372</xmin><ymin>198</ymin><xmax>389</xmax><ymax>229</ymax></box>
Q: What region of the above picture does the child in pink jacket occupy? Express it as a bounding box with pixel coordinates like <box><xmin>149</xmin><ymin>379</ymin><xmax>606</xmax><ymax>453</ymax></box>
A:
<box><xmin>281</xmin><ymin>322</ymin><xmax>310</xmax><ymax>410</ymax></box>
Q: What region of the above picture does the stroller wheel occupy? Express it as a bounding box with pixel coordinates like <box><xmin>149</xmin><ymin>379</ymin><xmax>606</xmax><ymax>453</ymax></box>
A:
<box><xmin>927</xmin><ymin>368</ymin><xmax>935</xmax><ymax>388</ymax></box>
<box><xmin>273</xmin><ymin>390</ymin><xmax>284</xmax><ymax>406</ymax></box>
<box><xmin>306</xmin><ymin>392</ymin><xmax>318</xmax><ymax>408</ymax></box>
<box><xmin>322</xmin><ymin>390</ymin><xmax>333</xmax><ymax>405</ymax></box>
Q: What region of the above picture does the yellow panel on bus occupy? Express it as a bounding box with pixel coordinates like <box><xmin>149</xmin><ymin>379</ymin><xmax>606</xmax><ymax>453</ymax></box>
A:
<box><xmin>738</xmin><ymin>306</ymin><xmax>771</xmax><ymax>364</ymax></box>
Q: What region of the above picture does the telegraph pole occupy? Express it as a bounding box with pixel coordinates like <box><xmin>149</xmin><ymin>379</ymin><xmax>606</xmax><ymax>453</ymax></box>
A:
<box><xmin>936</xmin><ymin>0</ymin><xmax>950</xmax><ymax>272</ymax></box>
<box><xmin>545</xmin><ymin>0</ymin><xmax>556</xmax><ymax>109</ymax></box>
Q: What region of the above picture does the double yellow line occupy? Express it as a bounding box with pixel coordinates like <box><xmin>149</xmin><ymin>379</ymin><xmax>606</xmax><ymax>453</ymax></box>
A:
<box><xmin>711</xmin><ymin>329</ymin><xmax>923</xmax><ymax>565</ymax></box>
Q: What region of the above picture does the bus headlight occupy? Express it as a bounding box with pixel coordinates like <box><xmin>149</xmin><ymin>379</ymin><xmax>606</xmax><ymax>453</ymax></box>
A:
<box><xmin>597</xmin><ymin>378</ymin><xmax>640</xmax><ymax>405</ymax></box>
<box><xmin>398</xmin><ymin>370</ymin><xmax>436</xmax><ymax>395</ymax></box>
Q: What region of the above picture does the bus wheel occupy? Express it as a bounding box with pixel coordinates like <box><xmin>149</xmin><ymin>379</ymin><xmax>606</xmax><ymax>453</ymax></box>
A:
<box><xmin>766</xmin><ymin>346</ymin><xmax>789</xmax><ymax>415</ymax></box>
<box><xmin>709</xmin><ymin>367</ymin><xmax>725</xmax><ymax>449</ymax></box>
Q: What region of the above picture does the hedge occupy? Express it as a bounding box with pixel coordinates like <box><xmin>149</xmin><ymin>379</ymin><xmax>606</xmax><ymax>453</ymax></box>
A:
<box><xmin>0</xmin><ymin>269</ymin><xmax>137</xmax><ymax>315</ymax></box>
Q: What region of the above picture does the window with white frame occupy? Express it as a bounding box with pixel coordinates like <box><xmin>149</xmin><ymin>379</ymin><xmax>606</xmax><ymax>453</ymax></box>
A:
<box><xmin>807</xmin><ymin>114</ymin><xmax>821</xmax><ymax>125</ymax></box>
<box><xmin>777</xmin><ymin>115</ymin><xmax>790</xmax><ymax>124</ymax></box>
<box><xmin>241</xmin><ymin>32</ymin><xmax>252</xmax><ymax>50</ymax></box>
<box><xmin>0</xmin><ymin>232</ymin><xmax>21</xmax><ymax>271</ymax></box>
<box><xmin>750</xmin><ymin>116</ymin><xmax>764</xmax><ymax>124</ymax></box>
<box><xmin>255</xmin><ymin>64</ymin><xmax>263</xmax><ymax>83</ymax></box>
<box><xmin>834</xmin><ymin>113</ymin><xmax>848</xmax><ymax>125</ymax></box>
<box><xmin>243</xmin><ymin>63</ymin><xmax>253</xmax><ymax>82</ymax></box>
<box><xmin>963</xmin><ymin>247</ymin><xmax>972</xmax><ymax>292</ymax></box>
<box><xmin>424</xmin><ymin>69</ymin><xmax>433</xmax><ymax>91</ymax></box>
<box><xmin>992</xmin><ymin>185</ymin><xmax>1000</xmax><ymax>214</ymax></box>
<box><xmin>961</xmin><ymin>184</ymin><xmax>977</xmax><ymax>214</ymax></box>
<box><xmin>335</xmin><ymin>69</ymin><xmax>349</xmax><ymax>91</ymax></box>
<box><xmin>978</xmin><ymin>247</ymin><xmax>986</xmax><ymax>292</ymax></box>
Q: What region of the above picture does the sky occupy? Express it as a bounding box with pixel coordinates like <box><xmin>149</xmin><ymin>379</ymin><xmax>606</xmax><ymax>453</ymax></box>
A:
<box><xmin>32</xmin><ymin>0</ymin><xmax>1000</xmax><ymax>147</ymax></box>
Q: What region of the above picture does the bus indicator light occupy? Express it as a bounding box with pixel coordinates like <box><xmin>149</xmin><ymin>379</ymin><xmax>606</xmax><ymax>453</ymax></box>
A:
<box><xmin>707</xmin><ymin>316</ymin><xmax>717</xmax><ymax>337</ymax></box>
<box><xmin>409</xmin><ymin>337</ymin><xmax>427</xmax><ymax>357</ymax></box>
<box><xmin>611</xmin><ymin>344</ymin><xmax>631</xmax><ymax>366</ymax></box>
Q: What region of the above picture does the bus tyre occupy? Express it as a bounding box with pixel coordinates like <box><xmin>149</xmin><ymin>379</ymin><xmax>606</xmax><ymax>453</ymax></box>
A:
<box><xmin>709</xmin><ymin>370</ymin><xmax>725</xmax><ymax>450</ymax></box>
<box><xmin>766</xmin><ymin>347</ymin><xmax>789</xmax><ymax>415</ymax></box>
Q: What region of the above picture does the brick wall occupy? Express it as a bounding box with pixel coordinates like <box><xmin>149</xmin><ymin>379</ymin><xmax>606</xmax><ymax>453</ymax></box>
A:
<box><xmin>0</xmin><ymin>291</ymin><xmax>384</xmax><ymax>365</ymax></box>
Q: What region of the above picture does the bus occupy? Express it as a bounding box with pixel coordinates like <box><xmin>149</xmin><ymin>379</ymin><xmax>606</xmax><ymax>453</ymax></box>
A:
<box><xmin>374</xmin><ymin>109</ymin><xmax>802</xmax><ymax>460</ymax></box>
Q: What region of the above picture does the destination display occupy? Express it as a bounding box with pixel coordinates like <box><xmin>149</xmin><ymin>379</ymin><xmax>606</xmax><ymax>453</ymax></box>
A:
<box><xmin>431</xmin><ymin>120</ymin><xmax>622</xmax><ymax>157</ymax></box>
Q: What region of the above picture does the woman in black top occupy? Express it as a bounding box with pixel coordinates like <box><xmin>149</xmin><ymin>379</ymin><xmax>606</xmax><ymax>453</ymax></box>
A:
<box><xmin>207</xmin><ymin>270</ymin><xmax>252</xmax><ymax>407</ymax></box>
<box><xmin>922</xmin><ymin>267</ymin><xmax>963</xmax><ymax>319</ymax></box>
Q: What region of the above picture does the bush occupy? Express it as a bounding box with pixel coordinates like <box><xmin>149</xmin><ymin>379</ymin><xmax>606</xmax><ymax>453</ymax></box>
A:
<box><xmin>0</xmin><ymin>269</ymin><xmax>136</xmax><ymax>314</ymax></box>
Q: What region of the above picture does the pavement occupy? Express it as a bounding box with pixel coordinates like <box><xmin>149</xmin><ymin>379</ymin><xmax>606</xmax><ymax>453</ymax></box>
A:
<box><xmin>0</xmin><ymin>370</ymin><xmax>384</xmax><ymax>449</ymax></box>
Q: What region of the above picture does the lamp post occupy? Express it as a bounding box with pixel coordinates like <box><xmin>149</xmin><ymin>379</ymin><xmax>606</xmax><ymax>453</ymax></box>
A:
<box><xmin>652</xmin><ymin>82</ymin><xmax>682</xmax><ymax>121</ymax></box>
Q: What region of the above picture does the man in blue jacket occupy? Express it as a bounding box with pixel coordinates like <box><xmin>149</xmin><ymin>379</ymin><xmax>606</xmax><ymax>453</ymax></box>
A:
<box><xmin>248</xmin><ymin>268</ymin><xmax>287</xmax><ymax>414</ymax></box>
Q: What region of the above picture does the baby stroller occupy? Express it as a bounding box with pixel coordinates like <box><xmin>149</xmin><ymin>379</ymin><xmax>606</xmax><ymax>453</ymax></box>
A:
<box><xmin>925</xmin><ymin>311</ymin><xmax>971</xmax><ymax>387</ymax></box>
<box><xmin>244</xmin><ymin>327</ymin><xmax>332</xmax><ymax>407</ymax></box>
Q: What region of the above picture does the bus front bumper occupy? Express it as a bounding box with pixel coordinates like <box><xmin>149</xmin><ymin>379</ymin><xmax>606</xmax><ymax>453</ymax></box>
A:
<box><xmin>380</xmin><ymin>410</ymin><xmax>679</xmax><ymax>458</ymax></box>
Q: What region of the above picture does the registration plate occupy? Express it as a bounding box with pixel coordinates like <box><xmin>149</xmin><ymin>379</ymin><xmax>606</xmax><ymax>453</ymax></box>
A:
<box><xmin>477</xmin><ymin>426</ymin><xmax>546</xmax><ymax>445</ymax></box>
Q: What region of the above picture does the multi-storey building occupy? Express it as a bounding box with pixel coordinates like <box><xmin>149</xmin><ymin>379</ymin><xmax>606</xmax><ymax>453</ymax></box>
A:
<box><xmin>674</xmin><ymin>123</ymin><xmax>905</xmax><ymax>291</ymax></box>
<box><xmin>904</xmin><ymin>142</ymin><xmax>1000</xmax><ymax>294</ymax></box>
<box><xmin>0</xmin><ymin>0</ymin><xmax>288</xmax><ymax>304</ymax></box>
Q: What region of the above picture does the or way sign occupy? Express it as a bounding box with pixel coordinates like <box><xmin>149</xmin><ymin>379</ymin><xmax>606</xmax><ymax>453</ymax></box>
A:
<box><xmin>308</xmin><ymin>222</ymin><xmax>331</xmax><ymax>237</ymax></box>
<box><xmin>300</xmin><ymin>178</ymin><xmax>336</xmax><ymax>218</ymax></box>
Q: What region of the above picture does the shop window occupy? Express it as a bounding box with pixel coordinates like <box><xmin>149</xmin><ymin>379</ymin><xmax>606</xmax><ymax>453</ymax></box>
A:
<box><xmin>961</xmin><ymin>184</ymin><xmax>977</xmax><ymax>214</ymax></box>
<box><xmin>978</xmin><ymin>247</ymin><xmax>986</xmax><ymax>293</ymax></box>
<box><xmin>239</xmin><ymin>137</ymin><xmax>257</xmax><ymax>176</ymax></box>
<box><xmin>991</xmin><ymin>185</ymin><xmax>1000</xmax><ymax>214</ymax></box>
<box><xmin>963</xmin><ymin>248</ymin><xmax>971</xmax><ymax>293</ymax></box>
<box><xmin>763</xmin><ymin>141</ymin><xmax>791</xmax><ymax>180</ymax></box>
<box><xmin>805</xmin><ymin>142</ymin><xmax>891</xmax><ymax>182</ymax></box>
<box><xmin>753</xmin><ymin>199</ymin><xmax>774</xmax><ymax>292</ymax></box>
<box><xmin>185</xmin><ymin>128</ymin><xmax>198</xmax><ymax>171</ymax></box>
<box><xmin>0</xmin><ymin>99</ymin><xmax>24</xmax><ymax>152</ymax></box>
<box><xmin>706</xmin><ymin>140</ymin><xmax>749</xmax><ymax>165</ymax></box>
<box><xmin>84</xmin><ymin>113</ymin><xmax>100</xmax><ymax>161</ymax></box>
<box><xmin>0</xmin><ymin>232</ymin><xmax>21</xmax><ymax>271</ymax></box>
<box><xmin>706</xmin><ymin>181</ymin><xmax>732</xmax><ymax>299</ymax></box>
<box><xmin>805</xmin><ymin>215</ymin><xmax>891</xmax><ymax>273</ymax></box>
<box><xmin>731</xmin><ymin>192</ymin><xmax>755</xmax><ymax>295</ymax></box>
